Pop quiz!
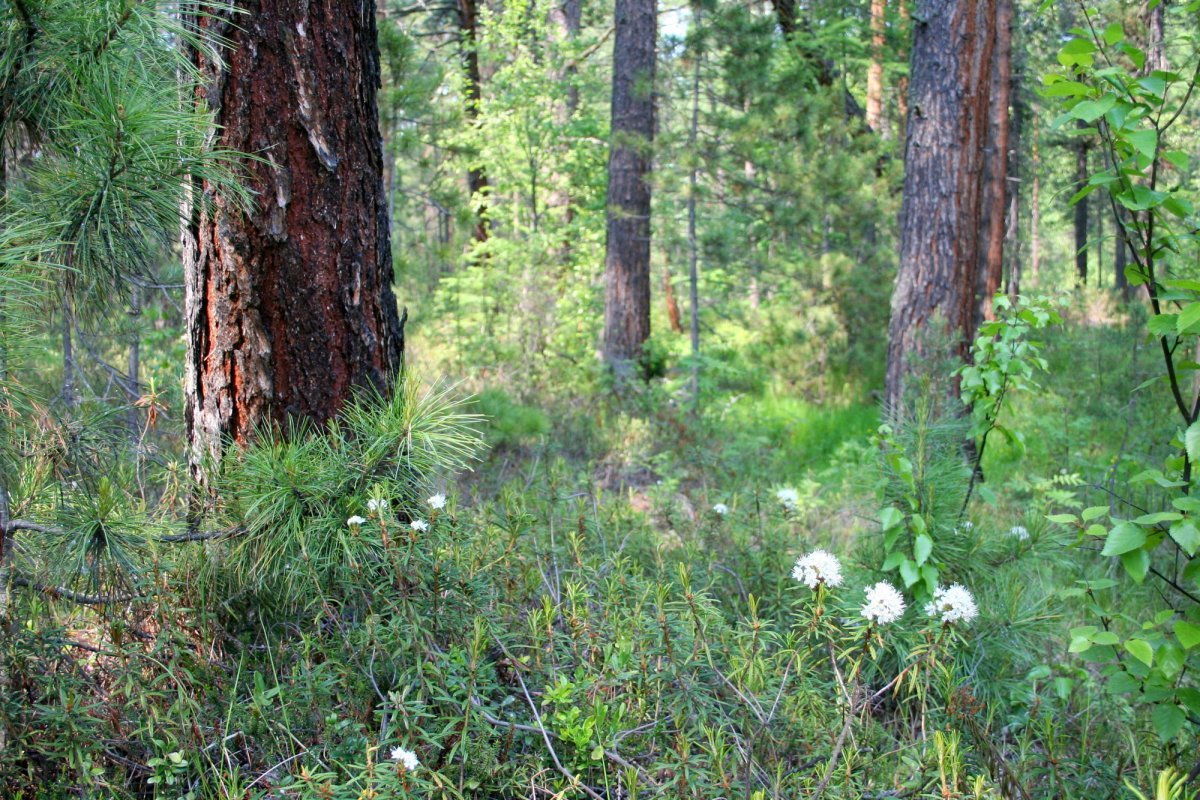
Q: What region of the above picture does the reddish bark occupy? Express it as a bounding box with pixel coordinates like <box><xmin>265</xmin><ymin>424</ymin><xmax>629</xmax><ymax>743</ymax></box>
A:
<box><xmin>183</xmin><ymin>0</ymin><xmax>404</xmax><ymax>472</ymax></box>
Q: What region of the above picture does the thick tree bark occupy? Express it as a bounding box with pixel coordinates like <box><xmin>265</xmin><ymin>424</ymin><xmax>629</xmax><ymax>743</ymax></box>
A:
<box><xmin>183</xmin><ymin>0</ymin><xmax>405</xmax><ymax>475</ymax></box>
<box><xmin>601</xmin><ymin>0</ymin><xmax>656</xmax><ymax>379</ymax></box>
<box><xmin>866</xmin><ymin>0</ymin><xmax>887</xmax><ymax>135</ymax></box>
<box><xmin>885</xmin><ymin>0</ymin><xmax>1003</xmax><ymax>410</ymax></box>
<box><xmin>458</xmin><ymin>0</ymin><xmax>490</xmax><ymax>245</ymax></box>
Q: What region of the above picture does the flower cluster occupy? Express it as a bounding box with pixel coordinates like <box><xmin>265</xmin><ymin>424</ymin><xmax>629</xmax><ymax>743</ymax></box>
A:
<box><xmin>390</xmin><ymin>746</ymin><xmax>419</xmax><ymax>772</ymax></box>
<box><xmin>410</xmin><ymin>519</ymin><xmax>429</xmax><ymax>532</ymax></box>
<box><xmin>427</xmin><ymin>494</ymin><xmax>446</xmax><ymax>510</ymax></box>
<box><xmin>712</xmin><ymin>503</ymin><xmax>729</xmax><ymax>516</ymax></box>
<box><xmin>346</xmin><ymin>515</ymin><xmax>366</xmax><ymax>527</ymax></box>
<box><xmin>792</xmin><ymin>549</ymin><xmax>844</xmax><ymax>589</ymax></box>
<box><xmin>367</xmin><ymin>497</ymin><xmax>388</xmax><ymax>514</ymax></box>
<box><xmin>861</xmin><ymin>581</ymin><xmax>906</xmax><ymax>625</ymax></box>
<box><xmin>1008</xmin><ymin>525</ymin><xmax>1029</xmax><ymax>541</ymax></box>
<box><xmin>776</xmin><ymin>487</ymin><xmax>800</xmax><ymax>511</ymax></box>
<box><xmin>924</xmin><ymin>584</ymin><xmax>979</xmax><ymax>625</ymax></box>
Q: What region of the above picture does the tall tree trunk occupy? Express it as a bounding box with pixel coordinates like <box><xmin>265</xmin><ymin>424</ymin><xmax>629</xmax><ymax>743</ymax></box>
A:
<box><xmin>885</xmin><ymin>0</ymin><xmax>1002</xmax><ymax>410</ymax></box>
<box><xmin>1004</xmin><ymin>39</ymin><xmax>1025</xmax><ymax>302</ymax></box>
<box><xmin>458</xmin><ymin>0</ymin><xmax>490</xmax><ymax>245</ymax></box>
<box><xmin>183</xmin><ymin>1</ymin><xmax>405</xmax><ymax>477</ymax></box>
<box><xmin>548</xmin><ymin>0</ymin><xmax>582</xmax><ymax>260</ymax></box>
<box><xmin>686</xmin><ymin>1</ymin><xmax>703</xmax><ymax>409</ymax></box>
<box><xmin>1030</xmin><ymin>118</ymin><xmax>1041</xmax><ymax>283</ymax></box>
<box><xmin>1074</xmin><ymin>130</ymin><xmax>1089</xmax><ymax>286</ymax></box>
<box><xmin>601</xmin><ymin>0</ymin><xmax>656</xmax><ymax>379</ymax></box>
<box><xmin>977</xmin><ymin>0</ymin><xmax>1012</xmax><ymax>322</ymax></box>
<box><xmin>1115</xmin><ymin>208</ymin><xmax>1129</xmax><ymax>295</ymax></box>
<box><xmin>866</xmin><ymin>0</ymin><xmax>887</xmax><ymax>135</ymax></box>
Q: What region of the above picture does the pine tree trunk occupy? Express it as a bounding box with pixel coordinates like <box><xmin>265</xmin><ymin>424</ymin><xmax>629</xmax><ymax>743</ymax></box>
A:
<box><xmin>977</xmin><ymin>0</ymin><xmax>1012</xmax><ymax>322</ymax></box>
<box><xmin>885</xmin><ymin>0</ymin><xmax>1002</xmax><ymax>410</ymax></box>
<box><xmin>866</xmin><ymin>0</ymin><xmax>886</xmax><ymax>135</ymax></box>
<box><xmin>183</xmin><ymin>0</ymin><xmax>405</xmax><ymax>477</ymax></box>
<box><xmin>1074</xmin><ymin>132</ymin><xmax>1089</xmax><ymax>286</ymax></box>
<box><xmin>458</xmin><ymin>0</ymin><xmax>490</xmax><ymax>245</ymax></box>
<box><xmin>601</xmin><ymin>0</ymin><xmax>656</xmax><ymax>379</ymax></box>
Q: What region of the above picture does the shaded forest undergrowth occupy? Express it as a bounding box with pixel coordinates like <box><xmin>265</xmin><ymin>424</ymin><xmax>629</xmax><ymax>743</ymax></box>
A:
<box><xmin>4</xmin><ymin>293</ymin><xmax>1191</xmax><ymax>799</ymax></box>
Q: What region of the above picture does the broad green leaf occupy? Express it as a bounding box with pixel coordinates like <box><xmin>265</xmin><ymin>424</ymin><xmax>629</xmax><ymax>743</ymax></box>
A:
<box><xmin>899</xmin><ymin>559</ymin><xmax>919</xmax><ymax>588</ymax></box>
<box><xmin>1101</xmin><ymin>521</ymin><xmax>1146</xmax><ymax>556</ymax></box>
<box><xmin>1178</xmin><ymin>303</ymin><xmax>1200</xmax><ymax>335</ymax></box>
<box><xmin>1170</xmin><ymin>519</ymin><xmax>1200</xmax><ymax>557</ymax></box>
<box><xmin>1136</xmin><ymin>511</ymin><xmax>1182</xmax><ymax>525</ymax></box>
<box><xmin>1165</xmin><ymin>150</ymin><xmax>1191</xmax><ymax>171</ymax></box>
<box><xmin>913</xmin><ymin>533</ymin><xmax>933</xmax><ymax>567</ymax></box>
<box><xmin>1121</xmin><ymin>548</ymin><xmax>1151</xmax><ymax>583</ymax></box>
<box><xmin>1125</xmin><ymin>129</ymin><xmax>1158</xmax><ymax>160</ymax></box>
<box><xmin>879</xmin><ymin>506</ymin><xmax>903</xmax><ymax>531</ymax></box>
<box><xmin>1082</xmin><ymin>505</ymin><xmax>1108</xmax><ymax>521</ymax></box>
<box><xmin>1187</xmin><ymin>421</ymin><xmax>1200</xmax><ymax>464</ymax></box>
<box><xmin>1147</xmin><ymin>314</ymin><xmax>1178</xmax><ymax>336</ymax></box>
<box><xmin>881</xmin><ymin>550</ymin><xmax>905</xmax><ymax>571</ymax></box>
<box><xmin>1125</xmin><ymin>638</ymin><xmax>1154</xmax><ymax>666</ymax></box>
<box><xmin>1152</xmin><ymin>703</ymin><xmax>1186</xmax><ymax>740</ymax></box>
<box><xmin>1071</xmin><ymin>95</ymin><xmax>1116</xmax><ymax>122</ymax></box>
<box><xmin>1176</xmin><ymin>621</ymin><xmax>1200</xmax><ymax>650</ymax></box>
<box><xmin>1102</xmin><ymin>22</ymin><xmax>1124</xmax><ymax>45</ymax></box>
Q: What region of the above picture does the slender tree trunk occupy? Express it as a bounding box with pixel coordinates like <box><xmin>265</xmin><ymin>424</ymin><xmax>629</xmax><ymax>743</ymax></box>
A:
<box><xmin>687</xmin><ymin>2</ymin><xmax>703</xmax><ymax>409</ymax></box>
<box><xmin>61</xmin><ymin>291</ymin><xmax>77</xmax><ymax>409</ymax></box>
<box><xmin>866</xmin><ymin>0</ymin><xmax>887</xmax><ymax>135</ymax></box>
<box><xmin>885</xmin><ymin>0</ymin><xmax>1002</xmax><ymax>410</ymax></box>
<box><xmin>183</xmin><ymin>1</ymin><xmax>405</xmax><ymax>477</ymax></box>
<box><xmin>127</xmin><ymin>285</ymin><xmax>141</xmax><ymax>442</ymax></box>
<box><xmin>1030</xmin><ymin>121</ymin><xmax>1041</xmax><ymax>283</ymax></box>
<box><xmin>601</xmin><ymin>0</ymin><xmax>656</xmax><ymax>380</ymax></box>
<box><xmin>1115</xmin><ymin>209</ymin><xmax>1129</xmax><ymax>295</ymax></box>
<box><xmin>548</xmin><ymin>0</ymin><xmax>582</xmax><ymax>264</ymax></box>
<box><xmin>1004</xmin><ymin>41</ymin><xmax>1025</xmax><ymax>301</ymax></box>
<box><xmin>458</xmin><ymin>0</ymin><xmax>490</xmax><ymax>245</ymax></box>
<box><xmin>1074</xmin><ymin>131</ymin><xmax>1089</xmax><ymax>286</ymax></box>
<box><xmin>977</xmin><ymin>0</ymin><xmax>1012</xmax><ymax>322</ymax></box>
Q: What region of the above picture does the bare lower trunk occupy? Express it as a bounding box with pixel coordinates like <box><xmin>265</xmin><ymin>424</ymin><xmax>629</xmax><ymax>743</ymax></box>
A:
<box><xmin>866</xmin><ymin>0</ymin><xmax>887</xmax><ymax>135</ymax></box>
<box><xmin>184</xmin><ymin>1</ymin><xmax>405</xmax><ymax>479</ymax></box>
<box><xmin>601</xmin><ymin>0</ymin><xmax>656</xmax><ymax>379</ymax></box>
<box><xmin>885</xmin><ymin>0</ymin><xmax>1003</xmax><ymax>410</ymax></box>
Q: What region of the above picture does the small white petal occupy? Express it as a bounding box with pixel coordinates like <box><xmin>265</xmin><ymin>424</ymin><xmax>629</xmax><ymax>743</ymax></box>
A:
<box><xmin>861</xmin><ymin>581</ymin><xmax>906</xmax><ymax>625</ymax></box>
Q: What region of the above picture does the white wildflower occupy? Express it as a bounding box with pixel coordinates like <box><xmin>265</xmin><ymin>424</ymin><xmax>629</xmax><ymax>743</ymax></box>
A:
<box><xmin>924</xmin><ymin>584</ymin><xmax>979</xmax><ymax>625</ymax></box>
<box><xmin>712</xmin><ymin>503</ymin><xmax>729</xmax><ymax>516</ymax></box>
<box><xmin>410</xmin><ymin>519</ymin><xmax>429</xmax><ymax>532</ymax></box>
<box><xmin>390</xmin><ymin>746</ymin><xmax>420</xmax><ymax>772</ymax></box>
<box><xmin>792</xmin><ymin>549</ymin><xmax>844</xmax><ymax>590</ymax></box>
<box><xmin>1009</xmin><ymin>525</ymin><xmax>1029</xmax><ymax>541</ymax></box>
<box><xmin>367</xmin><ymin>498</ymin><xmax>388</xmax><ymax>513</ymax></box>
<box><xmin>346</xmin><ymin>515</ymin><xmax>367</xmax><ymax>527</ymax></box>
<box><xmin>427</xmin><ymin>493</ymin><xmax>447</xmax><ymax>510</ymax></box>
<box><xmin>776</xmin><ymin>487</ymin><xmax>800</xmax><ymax>511</ymax></box>
<box><xmin>861</xmin><ymin>581</ymin><xmax>906</xmax><ymax>625</ymax></box>
<box><xmin>960</xmin><ymin>520</ymin><xmax>974</xmax><ymax>531</ymax></box>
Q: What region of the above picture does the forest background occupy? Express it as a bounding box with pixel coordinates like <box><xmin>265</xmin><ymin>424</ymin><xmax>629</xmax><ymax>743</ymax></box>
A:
<box><xmin>1</xmin><ymin>0</ymin><xmax>1199</xmax><ymax>798</ymax></box>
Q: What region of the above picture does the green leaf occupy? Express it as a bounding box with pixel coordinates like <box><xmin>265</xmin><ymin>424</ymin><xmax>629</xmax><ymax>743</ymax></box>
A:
<box><xmin>1178</xmin><ymin>304</ymin><xmax>1200</xmax><ymax>336</ymax></box>
<box><xmin>1165</xmin><ymin>151</ymin><xmax>1191</xmax><ymax>171</ymax></box>
<box><xmin>1170</xmin><ymin>519</ymin><xmax>1200</xmax><ymax>557</ymax></box>
<box><xmin>1175</xmin><ymin>621</ymin><xmax>1200</xmax><ymax>650</ymax></box>
<box><xmin>1125</xmin><ymin>638</ymin><xmax>1154</xmax><ymax>666</ymax></box>
<box><xmin>1047</xmin><ymin>513</ymin><xmax>1079</xmax><ymax>525</ymax></box>
<box><xmin>1091</xmin><ymin>631</ymin><xmax>1120</xmax><ymax>646</ymax></box>
<box><xmin>1082</xmin><ymin>506</ymin><xmax>1109</xmax><ymax>522</ymax></box>
<box><xmin>879</xmin><ymin>506</ymin><xmax>903</xmax><ymax>531</ymax></box>
<box><xmin>881</xmin><ymin>551</ymin><xmax>905</xmax><ymax>571</ymax></box>
<box><xmin>899</xmin><ymin>559</ymin><xmax>919</xmax><ymax>588</ymax></box>
<box><xmin>1070</xmin><ymin>94</ymin><xmax>1116</xmax><ymax>122</ymax></box>
<box><xmin>1121</xmin><ymin>548</ymin><xmax>1151</xmax><ymax>583</ymax></box>
<box><xmin>1125</xmin><ymin>129</ymin><xmax>1158</xmax><ymax>160</ymax></box>
<box><xmin>1101</xmin><ymin>22</ymin><xmax>1124</xmax><ymax>45</ymax></box>
<box><xmin>1136</xmin><ymin>511</ymin><xmax>1182</xmax><ymax>525</ymax></box>
<box><xmin>1148</xmin><ymin>313</ymin><xmax>1179</xmax><ymax>336</ymax></box>
<box><xmin>1152</xmin><ymin>704</ymin><xmax>1186</xmax><ymax>741</ymax></box>
<box><xmin>913</xmin><ymin>533</ymin><xmax>933</xmax><ymax>567</ymax></box>
<box><xmin>1101</xmin><ymin>521</ymin><xmax>1146</xmax><ymax>556</ymax></box>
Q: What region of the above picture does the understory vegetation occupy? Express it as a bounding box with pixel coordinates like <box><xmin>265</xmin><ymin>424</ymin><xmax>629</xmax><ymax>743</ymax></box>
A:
<box><xmin>3</xmin><ymin>0</ymin><xmax>1200</xmax><ymax>799</ymax></box>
